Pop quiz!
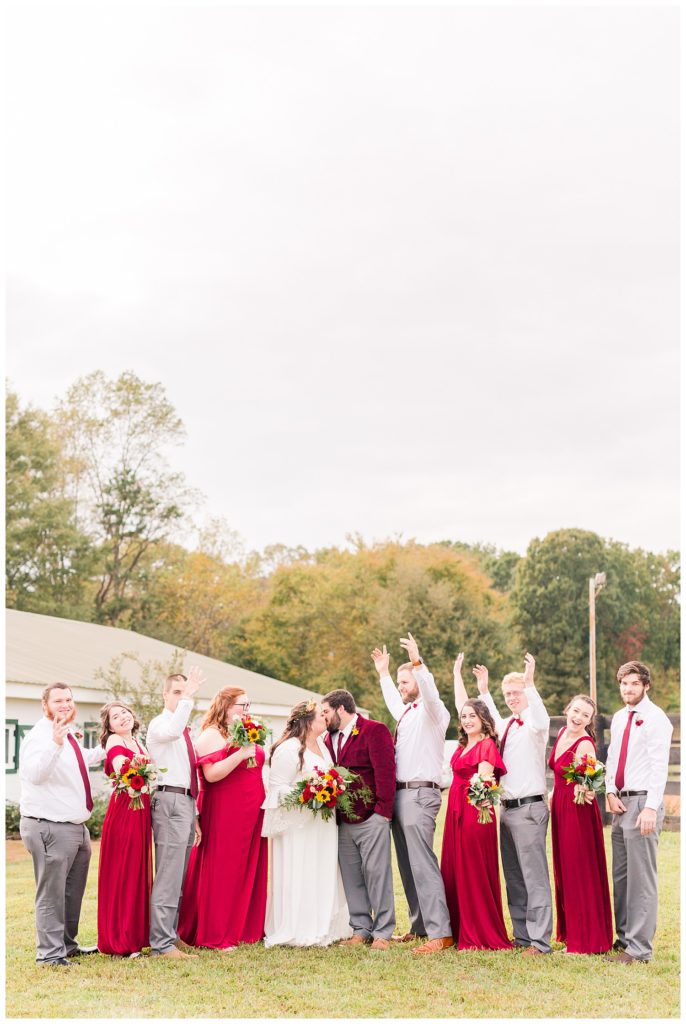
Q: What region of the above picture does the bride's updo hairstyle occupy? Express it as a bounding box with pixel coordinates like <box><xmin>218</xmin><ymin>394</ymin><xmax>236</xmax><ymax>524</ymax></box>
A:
<box><xmin>269</xmin><ymin>700</ymin><xmax>319</xmax><ymax>770</ymax></box>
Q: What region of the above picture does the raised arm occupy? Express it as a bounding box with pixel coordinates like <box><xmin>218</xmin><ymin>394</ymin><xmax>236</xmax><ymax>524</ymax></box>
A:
<box><xmin>18</xmin><ymin>722</ymin><xmax>66</xmax><ymax>785</ymax></box>
<box><xmin>399</xmin><ymin>633</ymin><xmax>449</xmax><ymax>726</ymax></box>
<box><xmin>372</xmin><ymin>644</ymin><xmax>404</xmax><ymax>720</ymax></box>
<box><xmin>522</xmin><ymin>653</ymin><xmax>549</xmax><ymax>732</ymax></box>
<box><xmin>196</xmin><ymin>727</ymin><xmax>254</xmax><ymax>783</ymax></box>
<box><xmin>453</xmin><ymin>653</ymin><xmax>468</xmax><ymax>713</ymax></box>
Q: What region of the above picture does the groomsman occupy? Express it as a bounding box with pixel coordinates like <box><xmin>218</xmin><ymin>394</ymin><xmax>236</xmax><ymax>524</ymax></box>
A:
<box><xmin>470</xmin><ymin>653</ymin><xmax>553</xmax><ymax>955</ymax></box>
<box><xmin>321</xmin><ymin>689</ymin><xmax>396</xmax><ymax>950</ymax></box>
<box><xmin>147</xmin><ymin>667</ymin><xmax>205</xmax><ymax>960</ymax></box>
<box><xmin>605</xmin><ymin>661</ymin><xmax>672</xmax><ymax>964</ymax></box>
<box><xmin>19</xmin><ymin>682</ymin><xmax>104</xmax><ymax>965</ymax></box>
<box><xmin>372</xmin><ymin>633</ymin><xmax>454</xmax><ymax>955</ymax></box>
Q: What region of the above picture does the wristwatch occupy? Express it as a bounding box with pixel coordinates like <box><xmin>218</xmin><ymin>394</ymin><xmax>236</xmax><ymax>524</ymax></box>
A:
<box><xmin>412</xmin><ymin>658</ymin><xmax>423</xmax><ymax>667</ymax></box>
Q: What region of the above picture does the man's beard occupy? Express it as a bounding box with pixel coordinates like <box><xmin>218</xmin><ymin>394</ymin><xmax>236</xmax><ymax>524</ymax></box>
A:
<box><xmin>45</xmin><ymin>707</ymin><xmax>77</xmax><ymax>724</ymax></box>
<box><xmin>402</xmin><ymin>689</ymin><xmax>419</xmax><ymax>704</ymax></box>
<box><xmin>326</xmin><ymin>710</ymin><xmax>342</xmax><ymax>733</ymax></box>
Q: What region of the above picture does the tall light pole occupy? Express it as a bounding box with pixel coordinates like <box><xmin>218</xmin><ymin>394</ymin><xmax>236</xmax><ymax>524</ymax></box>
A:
<box><xmin>589</xmin><ymin>572</ymin><xmax>606</xmax><ymax>704</ymax></box>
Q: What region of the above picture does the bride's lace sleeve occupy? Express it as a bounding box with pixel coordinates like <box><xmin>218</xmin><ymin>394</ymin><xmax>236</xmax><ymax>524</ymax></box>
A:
<box><xmin>261</xmin><ymin>739</ymin><xmax>304</xmax><ymax>837</ymax></box>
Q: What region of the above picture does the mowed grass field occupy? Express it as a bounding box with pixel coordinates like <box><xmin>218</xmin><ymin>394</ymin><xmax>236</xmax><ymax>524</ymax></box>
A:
<box><xmin>5</xmin><ymin>799</ymin><xmax>680</xmax><ymax>1019</ymax></box>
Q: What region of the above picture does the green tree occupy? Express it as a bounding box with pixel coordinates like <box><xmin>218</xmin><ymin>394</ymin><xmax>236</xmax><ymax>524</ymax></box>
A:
<box><xmin>6</xmin><ymin>388</ymin><xmax>95</xmax><ymax>616</ymax></box>
<box><xmin>94</xmin><ymin>648</ymin><xmax>186</xmax><ymax>728</ymax></box>
<box><xmin>57</xmin><ymin>371</ymin><xmax>191</xmax><ymax>625</ymax></box>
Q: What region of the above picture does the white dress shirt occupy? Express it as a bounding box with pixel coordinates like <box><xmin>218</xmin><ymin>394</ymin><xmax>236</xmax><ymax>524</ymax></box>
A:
<box><xmin>19</xmin><ymin>717</ymin><xmax>105</xmax><ymax>824</ymax></box>
<box><xmin>332</xmin><ymin>713</ymin><xmax>359</xmax><ymax>761</ymax></box>
<box><xmin>146</xmin><ymin>699</ymin><xmax>195</xmax><ymax>788</ymax></box>
<box><xmin>380</xmin><ymin>665</ymin><xmax>450</xmax><ymax>785</ymax></box>
<box><xmin>480</xmin><ymin>687</ymin><xmax>549</xmax><ymax>801</ymax></box>
<box><xmin>605</xmin><ymin>694</ymin><xmax>673</xmax><ymax>810</ymax></box>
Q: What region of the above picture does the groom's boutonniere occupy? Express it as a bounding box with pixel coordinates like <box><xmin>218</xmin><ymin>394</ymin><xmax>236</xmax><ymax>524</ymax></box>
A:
<box><xmin>351</xmin><ymin>727</ymin><xmax>359</xmax><ymax>736</ymax></box>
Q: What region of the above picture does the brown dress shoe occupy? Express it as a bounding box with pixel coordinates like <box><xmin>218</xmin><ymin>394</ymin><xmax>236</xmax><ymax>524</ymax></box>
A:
<box><xmin>339</xmin><ymin>935</ymin><xmax>368</xmax><ymax>946</ymax></box>
<box><xmin>159</xmin><ymin>947</ymin><xmax>198</xmax><ymax>959</ymax></box>
<box><xmin>175</xmin><ymin>939</ymin><xmax>195</xmax><ymax>952</ymax></box>
<box><xmin>521</xmin><ymin>946</ymin><xmax>546</xmax><ymax>956</ymax></box>
<box><xmin>605</xmin><ymin>951</ymin><xmax>648</xmax><ymax>964</ymax></box>
<box><xmin>392</xmin><ymin>932</ymin><xmax>425</xmax><ymax>943</ymax></box>
<box><xmin>412</xmin><ymin>937</ymin><xmax>454</xmax><ymax>955</ymax></box>
<box><xmin>369</xmin><ymin>938</ymin><xmax>390</xmax><ymax>950</ymax></box>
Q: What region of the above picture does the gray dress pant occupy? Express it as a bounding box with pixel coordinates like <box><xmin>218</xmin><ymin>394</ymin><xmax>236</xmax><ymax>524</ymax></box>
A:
<box><xmin>338</xmin><ymin>813</ymin><xmax>396</xmax><ymax>940</ymax></box>
<box><xmin>500</xmin><ymin>800</ymin><xmax>553</xmax><ymax>953</ymax></box>
<box><xmin>611</xmin><ymin>795</ymin><xmax>665</xmax><ymax>961</ymax></box>
<box><xmin>20</xmin><ymin>816</ymin><xmax>92</xmax><ymax>963</ymax></box>
<box><xmin>391</xmin><ymin>787</ymin><xmax>452</xmax><ymax>939</ymax></box>
<box><xmin>150</xmin><ymin>791</ymin><xmax>196</xmax><ymax>953</ymax></box>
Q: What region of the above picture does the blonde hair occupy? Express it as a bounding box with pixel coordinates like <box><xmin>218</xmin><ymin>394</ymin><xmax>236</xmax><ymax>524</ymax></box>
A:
<box><xmin>502</xmin><ymin>672</ymin><xmax>525</xmax><ymax>688</ymax></box>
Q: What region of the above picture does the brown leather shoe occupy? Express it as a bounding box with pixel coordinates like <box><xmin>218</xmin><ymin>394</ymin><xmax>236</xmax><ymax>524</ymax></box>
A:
<box><xmin>369</xmin><ymin>938</ymin><xmax>390</xmax><ymax>950</ymax></box>
<box><xmin>605</xmin><ymin>951</ymin><xmax>648</xmax><ymax>964</ymax></box>
<box><xmin>412</xmin><ymin>937</ymin><xmax>454</xmax><ymax>955</ymax></box>
<box><xmin>392</xmin><ymin>932</ymin><xmax>425</xmax><ymax>943</ymax></box>
<box><xmin>159</xmin><ymin>947</ymin><xmax>198</xmax><ymax>959</ymax></box>
<box><xmin>174</xmin><ymin>939</ymin><xmax>195</xmax><ymax>952</ymax></box>
<box><xmin>521</xmin><ymin>946</ymin><xmax>546</xmax><ymax>956</ymax></box>
<box><xmin>339</xmin><ymin>935</ymin><xmax>368</xmax><ymax>946</ymax></box>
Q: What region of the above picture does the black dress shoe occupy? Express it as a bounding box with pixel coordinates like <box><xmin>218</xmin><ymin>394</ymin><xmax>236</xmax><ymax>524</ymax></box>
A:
<box><xmin>67</xmin><ymin>946</ymin><xmax>99</xmax><ymax>957</ymax></box>
<box><xmin>40</xmin><ymin>958</ymin><xmax>72</xmax><ymax>967</ymax></box>
<box><xmin>612</xmin><ymin>940</ymin><xmax>627</xmax><ymax>952</ymax></box>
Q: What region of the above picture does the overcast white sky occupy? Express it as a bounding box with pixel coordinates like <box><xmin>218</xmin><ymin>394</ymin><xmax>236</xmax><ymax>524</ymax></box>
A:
<box><xmin>6</xmin><ymin>5</ymin><xmax>680</xmax><ymax>556</ymax></box>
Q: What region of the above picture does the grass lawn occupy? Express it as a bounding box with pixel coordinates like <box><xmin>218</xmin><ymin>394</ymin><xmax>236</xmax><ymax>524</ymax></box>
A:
<box><xmin>5</xmin><ymin>800</ymin><xmax>680</xmax><ymax>1019</ymax></box>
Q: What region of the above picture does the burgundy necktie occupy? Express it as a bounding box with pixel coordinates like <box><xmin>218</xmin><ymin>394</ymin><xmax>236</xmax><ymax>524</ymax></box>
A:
<box><xmin>614</xmin><ymin>710</ymin><xmax>636</xmax><ymax>792</ymax></box>
<box><xmin>67</xmin><ymin>734</ymin><xmax>93</xmax><ymax>811</ymax></box>
<box><xmin>183</xmin><ymin>727</ymin><xmax>199</xmax><ymax>799</ymax></box>
<box><xmin>337</xmin><ymin>731</ymin><xmax>345</xmax><ymax>760</ymax></box>
<box><xmin>394</xmin><ymin>705</ymin><xmax>413</xmax><ymax>744</ymax></box>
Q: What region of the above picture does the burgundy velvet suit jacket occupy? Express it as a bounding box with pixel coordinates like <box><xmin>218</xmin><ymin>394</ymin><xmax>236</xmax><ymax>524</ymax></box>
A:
<box><xmin>324</xmin><ymin>714</ymin><xmax>396</xmax><ymax>824</ymax></box>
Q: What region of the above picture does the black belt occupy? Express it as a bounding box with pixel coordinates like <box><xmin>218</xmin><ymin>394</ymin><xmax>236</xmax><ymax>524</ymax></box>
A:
<box><xmin>396</xmin><ymin>781</ymin><xmax>441</xmax><ymax>790</ymax></box>
<box><xmin>156</xmin><ymin>785</ymin><xmax>194</xmax><ymax>797</ymax></box>
<box><xmin>617</xmin><ymin>790</ymin><xmax>648</xmax><ymax>797</ymax></box>
<box><xmin>502</xmin><ymin>795</ymin><xmax>545</xmax><ymax>809</ymax></box>
<box><xmin>22</xmin><ymin>816</ymin><xmax>53</xmax><ymax>823</ymax></box>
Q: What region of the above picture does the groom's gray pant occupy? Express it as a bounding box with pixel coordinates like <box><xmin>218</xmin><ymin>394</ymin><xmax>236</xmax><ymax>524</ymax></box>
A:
<box><xmin>500</xmin><ymin>800</ymin><xmax>553</xmax><ymax>953</ymax></box>
<box><xmin>150</xmin><ymin>791</ymin><xmax>196</xmax><ymax>954</ymax></box>
<box><xmin>611</xmin><ymin>795</ymin><xmax>664</xmax><ymax>961</ymax></box>
<box><xmin>338</xmin><ymin>813</ymin><xmax>395</xmax><ymax>940</ymax></box>
<box><xmin>20</xmin><ymin>817</ymin><xmax>91</xmax><ymax>963</ymax></box>
<box><xmin>392</xmin><ymin>787</ymin><xmax>452</xmax><ymax>939</ymax></box>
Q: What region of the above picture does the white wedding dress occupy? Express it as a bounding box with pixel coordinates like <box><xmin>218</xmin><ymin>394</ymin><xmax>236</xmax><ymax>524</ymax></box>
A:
<box><xmin>261</xmin><ymin>734</ymin><xmax>352</xmax><ymax>947</ymax></box>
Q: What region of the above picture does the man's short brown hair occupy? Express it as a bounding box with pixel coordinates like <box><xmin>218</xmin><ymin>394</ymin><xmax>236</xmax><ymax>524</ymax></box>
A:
<box><xmin>322</xmin><ymin>689</ymin><xmax>356</xmax><ymax>715</ymax></box>
<box><xmin>617</xmin><ymin>661</ymin><xmax>651</xmax><ymax>688</ymax></box>
<box><xmin>41</xmin><ymin>682</ymin><xmax>73</xmax><ymax>703</ymax></box>
<box><xmin>164</xmin><ymin>672</ymin><xmax>187</xmax><ymax>693</ymax></box>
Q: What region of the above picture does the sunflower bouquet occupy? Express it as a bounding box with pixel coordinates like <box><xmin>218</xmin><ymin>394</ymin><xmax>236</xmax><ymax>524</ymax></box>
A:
<box><xmin>561</xmin><ymin>753</ymin><xmax>606</xmax><ymax>805</ymax></box>
<box><xmin>282</xmin><ymin>765</ymin><xmax>372</xmax><ymax>822</ymax></box>
<box><xmin>230</xmin><ymin>715</ymin><xmax>268</xmax><ymax>767</ymax></box>
<box><xmin>109</xmin><ymin>755</ymin><xmax>165</xmax><ymax>810</ymax></box>
<box><xmin>466</xmin><ymin>772</ymin><xmax>502</xmax><ymax>824</ymax></box>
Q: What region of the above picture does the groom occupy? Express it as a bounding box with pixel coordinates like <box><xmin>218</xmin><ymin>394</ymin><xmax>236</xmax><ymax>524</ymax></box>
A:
<box><xmin>321</xmin><ymin>689</ymin><xmax>396</xmax><ymax>950</ymax></box>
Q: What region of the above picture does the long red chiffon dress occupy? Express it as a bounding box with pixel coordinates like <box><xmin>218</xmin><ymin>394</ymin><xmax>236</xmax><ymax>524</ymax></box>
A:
<box><xmin>548</xmin><ymin>729</ymin><xmax>612</xmax><ymax>954</ymax></box>
<box><xmin>440</xmin><ymin>736</ymin><xmax>511</xmax><ymax>950</ymax></box>
<box><xmin>97</xmin><ymin>742</ymin><xmax>152</xmax><ymax>955</ymax></box>
<box><xmin>178</xmin><ymin>745</ymin><xmax>268</xmax><ymax>948</ymax></box>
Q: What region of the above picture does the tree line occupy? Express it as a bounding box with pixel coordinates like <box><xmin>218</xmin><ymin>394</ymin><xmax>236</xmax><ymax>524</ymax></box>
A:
<box><xmin>6</xmin><ymin>372</ymin><xmax>680</xmax><ymax>724</ymax></box>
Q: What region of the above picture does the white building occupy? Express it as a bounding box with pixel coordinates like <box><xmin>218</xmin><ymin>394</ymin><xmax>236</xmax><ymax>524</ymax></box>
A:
<box><xmin>5</xmin><ymin>609</ymin><xmax>325</xmax><ymax>802</ymax></box>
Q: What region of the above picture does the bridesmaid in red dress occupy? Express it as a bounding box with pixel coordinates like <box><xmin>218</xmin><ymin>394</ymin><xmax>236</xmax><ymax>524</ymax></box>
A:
<box><xmin>97</xmin><ymin>702</ymin><xmax>153</xmax><ymax>956</ymax></box>
<box><xmin>548</xmin><ymin>694</ymin><xmax>612</xmax><ymax>954</ymax></box>
<box><xmin>178</xmin><ymin>687</ymin><xmax>267</xmax><ymax>950</ymax></box>
<box><xmin>440</xmin><ymin>697</ymin><xmax>511</xmax><ymax>950</ymax></box>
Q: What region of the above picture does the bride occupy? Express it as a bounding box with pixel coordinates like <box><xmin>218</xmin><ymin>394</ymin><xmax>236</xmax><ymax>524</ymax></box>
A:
<box><xmin>262</xmin><ymin>700</ymin><xmax>352</xmax><ymax>947</ymax></box>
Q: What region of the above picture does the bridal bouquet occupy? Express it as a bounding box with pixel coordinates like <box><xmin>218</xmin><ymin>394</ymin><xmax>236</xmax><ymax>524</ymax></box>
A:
<box><xmin>282</xmin><ymin>765</ymin><xmax>372</xmax><ymax>822</ymax></box>
<box><xmin>467</xmin><ymin>772</ymin><xmax>502</xmax><ymax>824</ymax></box>
<box><xmin>109</xmin><ymin>755</ymin><xmax>165</xmax><ymax>810</ymax></box>
<box><xmin>230</xmin><ymin>715</ymin><xmax>268</xmax><ymax>767</ymax></box>
<box><xmin>561</xmin><ymin>753</ymin><xmax>606</xmax><ymax>805</ymax></box>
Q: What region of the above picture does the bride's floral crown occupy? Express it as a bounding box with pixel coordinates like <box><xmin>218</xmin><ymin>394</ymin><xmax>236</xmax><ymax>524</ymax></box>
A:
<box><xmin>293</xmin><ymin>700</ymin><xmax>317</xmax><ymax>720</ymax></box>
